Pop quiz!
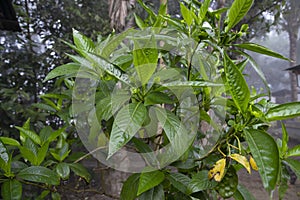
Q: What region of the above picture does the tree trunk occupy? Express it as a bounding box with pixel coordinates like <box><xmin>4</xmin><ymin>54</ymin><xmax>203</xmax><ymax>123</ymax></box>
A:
<box><xmin>109</xmin><ymin>0</ymin><xmax>136</xmax><ymax>32</ymax></box>
<box><xmin>283</xmin><ymin>1</ymin><xmax>300</xmax><ymax>101</ymax></box>
<box><xmin>288</xmin><ymin>30</ymin><xmax>298</xmax><ymax>101</ymax></box>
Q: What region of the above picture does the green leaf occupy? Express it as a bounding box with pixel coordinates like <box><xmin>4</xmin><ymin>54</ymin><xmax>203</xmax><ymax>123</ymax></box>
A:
<box><xmin>43</xmin><ymin>63</ymin><xmax>80</xmax><ymax>82</ymax></box>
<box><xmin>234</xmin><ymin>43</ymin><xmax>289</xmax><ymax>60</ymax></box>
<box><xmin>0</xmin><ymin>137</ymin><xmax>20</xmax><ymax>147</ymax></box>
<box><xmin>37</xmin><ymin>142</ymin><xmax>50</xmax><ymax>165</ymax></box>
<box><xmin>136</xmin><ymin>0</ymin><xmax>156</xmax><ymax>19</ymax></box>
<box><xmin>200</xmin><ymin>109</ymin><xmax>221</xmax><ymax>131</ymax></box>
<box><xmin>238</xmin><ymin>51</ymin><xmax>270</xmax><ymax>96</ymax></box>
<box><xmin>154</xmin><ymin>108</ymin><xmax>182</xmax><ymax>143</ymax></box>
<box><xmin>286</xmin><ymin>145</ymin><xmax>300</xmax><ymax>157</ymax></box>
<box><xmin>244</xmin><ymin>129</ymin><xmax>280</xmax><ymax>191</ymax></box>
<box><xmin>15</xmin><ymin>126</ymin><xmax>41</xmax><ymax>145</ymax></box>
<box><xmin>211</xmin><ymin>7</ymin><xmax>229</xmax><ymax>16</ymax></box>
<box><xmin>283</xmin><ymin>158</ymin><xmax>300</xmax><ymax>178</ymax></box>
<box><xmin>187</xmin><ymin>170</ymin><xmax>218</xmax><ymax>194</ymax></box>
<box><xmin>108</xmin><ymin>103</ymin><xmax>147</xmax><ymax>158</ymax></box>
<box><xmin>138</xmin><ymin>184</ymin><xmax>165</xmax><ymax>200</ymax></box>
<box><xmin>17</xmin><ymin>166</ymin><xmax>60</xmax><ymax>185</ymax></box>
<box><xmin>47</xmin><ymin>128</ymin><xmax>66</xmax><ymax>143</ymax></box>
<box><xmin>281</xmin><ymin>123</ymin><xmax>289</xmax><ymax>157</ymax></box>
<box><xmin>180</xmin><ymin>3</ymin><xmax>193</xmax><ymax>26</ymax></box>
<box><xmin>224</xmin><ymin>53</ymin><xmax>250</xmax><ymax>113</ymax></box>
<box><xmin>40</xmin><ymin>98</ymin><xmax>60</xmax><ymax>111</ymax></box>
<box><xmin>144</xmin><ymin>92</ymin><xmax>174</xmax><ymax>106</ymax></box>
<box><xmin>158</xmin><ymin>2</ymin><xmax>167</xmax><ymax>15</ymax></box>
<box><xmin>120</xmin><ymin>173</ymin><xmax>140</xmax><ymax>200</ymax></box>
<box><xmin>19</xmin><ymin>146</ymin><xmax>37</xmax><ymax>165</ymax></box>
<box><xmin>35</xmin><ymin>190</ymin><xmax>50</xmax><ymax>200</ymax></box>
<box><xmin>32</xmin><ymin>103</ymin><xmax>58</xmax><ymax>112</ymax></box>
<box><xmin>236</xmin><ymin>58</ymin><xmax>249</xmax><ymax>72</ymax></box>
<box><xmin>96</xmin><ymin>97</ymin><xmax>115</xmax><ymax>120</ymax></box>
<box><xmin>100</xmin><ymin>29</ymin><xmax>134</xmax><ymax>59</ymax></box>
<box><xmin>167</xmin><ymin>172</ymin><xmax>191</xmax><ymax>194</ymax></box>
<box><xmin>225</xmin><ymin>0</ymin><xmax>253</xmax><ymax>32</ymax></box>
<box><xmin>66</xmin><ymin>54</ymin><xmax>93</xmax><ymax>70</ymax></box>
<box><xmin>68</xmin><ymin>163</ymin><xmax>91</xmax><ymax>182</ymax></box>
<box><xmin>199</xmin><ymin>0</ymin><xmax>211</xmax><ymax>24</ymax></box>
<box><xmin>73</xmin><ymin>29</ymin><xmax>95</xmax><ymax>53</ymax></box>
<box><xmin>56</xmin><ymin>162</ymin><xmax>70</xmax><ymax>180</ymax></box>
<box><xmin>160</xmin><ymin>15</ymin><xmax>185</xmax><ymax>31</ymax></box>
<box><xmin>40</xmin><ymin>93</ymin><xmax>70</xmax><ymax>99</ymax></box>
<box><xmin>134</xmin><ymin>14</ymin><xmax>146</xmax><ymax>30</ymax></box>
<box><xmin>133</xmin><ymin>35</ymin><xmax>158</xmax><ymax>85</ymax></box>
<box><xmin>137</xmin><ymin>170</ymin><xmax>165</xmax><ymax>195</ymax></box>
<box><xmin>25</xmin><ymin>137</ymin><xmax>38</xmax><ymax>155</ymax></box>
<box><xmin>19</xmin><ymin>119</ymin><xmax>30</xmax><ymax>144</ymax></box>
<box><xmin>11</xmin><ymin>161</ymin><xmax>28</xmax><ymax>174</ymax></box>
<box><xmin>233</xmin><ymin>184</ymin><xmax>256</xmax><ymax>200</ymax></box>
<box><xmin>265</xmin><ymin>102</ymin><xmax>300</xmax><ymax>121</ymax></box>
<box><xmin>0</xmin><ymin>140</ymin><xmax>9</xmax><ymax>164</ymax></box>
<box><xmin>132</xmin><ymin>138</ymin><xmax>159</xmax><ymax>168</ymax></box>
<box><xmin>39</xmin><ymin>126</ymin><xmax>53</xmax><ymax>144</ymax></box>
<box><xmin>84</xmin><ymin>52</ymin><xmax>131</xmax><ymax>85</ymax></box>
<box><xmin>154</xmin><ymin>107</ymin><xmax>195</xmax><ymax>165</ymax></box>
<box><xmin>112</xmin><ymin>54</ymin><xmax>133</xmax><ymax>71</ymax></box>
<box><xmin>96</xmin><ymin>91</ymin><xmax>130</xmax><ymax>121</ymax></box>
<box><xmin>51</xmin><ymin>192</ymin><xmax>61</xmax><ymax>200</ymax></box>
<box><xmin>50</xmin><ymin>142</ymin><xmax>70</xmax><ymax>162</ymax></box>
<box><xmin>162</xmin><ymin>81</ymin><xmax>223</xmax><ymax>88</ymax></box>
<box><xmin>1</xmin><ymin>179</ymin><xmax>22</xmax><ymax>200</ymax></box>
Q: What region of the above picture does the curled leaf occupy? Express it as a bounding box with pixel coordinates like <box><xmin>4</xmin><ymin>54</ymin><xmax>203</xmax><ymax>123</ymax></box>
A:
<box><xmin>230</xmin><ymin>153</ymin><xmax>251</xmax><ymax>174</ymax></box>
<box><xmin>208</xmin><ymin>158</ymin><xmax>226</xmax><ymax>182</ymax></box>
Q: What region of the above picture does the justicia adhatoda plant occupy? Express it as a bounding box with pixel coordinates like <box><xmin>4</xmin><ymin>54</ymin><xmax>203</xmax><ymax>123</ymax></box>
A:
<box><xmin>41</xmin><ymin>0</ymin><xmax>300</xmax><ymax>199</ymax></box>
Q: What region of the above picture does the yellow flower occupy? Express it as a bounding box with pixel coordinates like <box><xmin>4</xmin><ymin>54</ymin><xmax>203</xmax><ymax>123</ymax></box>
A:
<box><xmin>229</xmin><ymin>153</ymin><xmax>251</xmax><ymax>174</ymax></box>
<box><xmin>249</xmin><ymin>155</ymin><xmax>258</xmax><ymax>171</ymax></box>
<box><xmin>208</xmin><ymin>158</ymin><xmax>226</xmax><ymax>182</ymax></box>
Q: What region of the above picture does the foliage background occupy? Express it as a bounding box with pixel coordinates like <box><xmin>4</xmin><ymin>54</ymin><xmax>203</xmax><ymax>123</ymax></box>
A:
<box><xmin>0</xmin><ymin>0</ymin><xmax>300</xmax><ymax>199</ymax></box>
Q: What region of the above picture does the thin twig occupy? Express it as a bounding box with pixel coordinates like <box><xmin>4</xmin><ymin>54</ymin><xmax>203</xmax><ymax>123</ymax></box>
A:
<box><xmin>74</xmin><ymin>146</ymin><xmax>107</xmax><ymax>163</ymax></box>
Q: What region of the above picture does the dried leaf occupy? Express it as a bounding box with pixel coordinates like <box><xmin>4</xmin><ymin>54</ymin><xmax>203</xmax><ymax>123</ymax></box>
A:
<box><xmin>208</xmin><ymin>158</ymin><xmax>226</xmax><ymax>182</ymax></box>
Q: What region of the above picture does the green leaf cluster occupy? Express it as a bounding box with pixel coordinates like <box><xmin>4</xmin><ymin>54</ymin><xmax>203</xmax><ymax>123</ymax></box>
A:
<box><xmin>28</xmin><ymin>0</ymin><xmax>300</xmax><ymax>199</ymax></box>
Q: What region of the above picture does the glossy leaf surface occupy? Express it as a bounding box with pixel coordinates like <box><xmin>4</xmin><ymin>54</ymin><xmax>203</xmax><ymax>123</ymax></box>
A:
<box><xmin>1</xmin><ymin>179</ymin><xmax>22</xmax><ymax>200</ymax></box>
<box><xmin>286</xmin><ymin>145</ymin><xmax>300</xmax><ymax>157</ymax></box>
<box><xmin>167</xmin><ymin>172</ymin><xmax>191</xmax><ymax>194</ymax></box>
<box><xmin>284</xmin><ymin>158</ymin><xmax>300</xmax><ymax>178</ymax></box>
<box><xmin>108</xmin><ymin>103</ymin><xmax>147</xmax><ymax>158</ymax></box>
<box><xmin>138</xmin><ymin>184</ymin><xmax>164</xmax><ymax>200</ymax></box>
<box><xmin>56</xmin><ymin>162</ymin><xmax>70</xmax><ymax>180</ymax></box>
<box><xmin>224</xmin><ymin>54</ymin><xmax>250</xmax><ymax>113</ymax></box>
<box><xmin>0</xmin><ymin>137</ymin><xmax>20</xmax><ymax>147</ymax></box>
<box><xmin>225</xmin><ymin>0</ymin><xmax>253</xmax><ymax>32</ymax></box>
<box><xmin>137</xmin><ymin>170</ymin><xmax>165</xmax><ymax>195</ymax></box>
<box><xmin>15</xmin><ymin>126</ymin><xmax>41</xmax><ymax>145</ymax></box>
<box><xmin>69</xmin><ymin>163</ymin><xmax>91</xmax><ymax>182</ymax></box>
<box><xmin>17</xmin><ymin>166</ymin><xmax>60</xmax><ymax>185</ymax></box>
<box><xmin>266</xmin><ymin>102</ymin><xmax>300</xmax><ymax>121</ymax></box>
<box><xmin>120</xmin><ymin>173</ymin><xmax>140</xmax><ymax>200</ymax></box>
<box><xmin>244</xmin><ymin>129</ymin><xmax>280</xmax><ymax>191</ymax></box>
<box><xmin>234</xmin><ymin>43</ymin><xmax>289</xmax><ymax>60</ymax></box>
<box><xmin>188</xmin><ymin>170</ymin><xmax>218</xmax><ymax>194</ymax></box>
<box><xmin>133</xmin><ymin>35</ymin><xmax>158</xmax><ymax>85</ymax></box>
<box><xmin>44</xmin><ymin>63</ymin><xmax>80</xmax><ymax>82</ymax></box>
